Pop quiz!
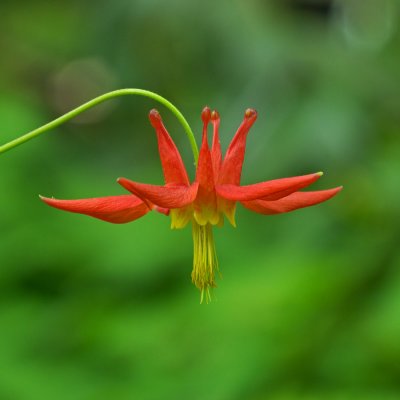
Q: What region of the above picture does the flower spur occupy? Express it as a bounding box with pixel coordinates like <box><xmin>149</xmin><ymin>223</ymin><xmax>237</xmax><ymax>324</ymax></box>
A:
<box><xmin>41</xmin><ymin>107</ymin><xmax>342</xmax><ymax>303</ymax></box>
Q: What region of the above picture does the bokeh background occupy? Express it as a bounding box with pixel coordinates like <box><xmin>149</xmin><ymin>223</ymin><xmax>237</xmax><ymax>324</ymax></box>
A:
<box><xmin>1</xmin><ymin>0</ymin><xmax>400</xmax><ymax>399</ymax></box>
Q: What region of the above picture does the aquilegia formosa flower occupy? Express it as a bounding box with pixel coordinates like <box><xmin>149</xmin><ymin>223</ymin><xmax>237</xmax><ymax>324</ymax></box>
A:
<box><xmin>41</xmin><ymin>107</ymin><xmax>342</xmax><ymax>302</ymax></box>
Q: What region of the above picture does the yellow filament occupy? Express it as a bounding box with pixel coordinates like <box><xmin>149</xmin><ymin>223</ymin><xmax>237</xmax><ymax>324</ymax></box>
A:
<box><xmin>191</xmin><ymin>222</ymin><xmax>220</xmax><ymax>303</ymax></box>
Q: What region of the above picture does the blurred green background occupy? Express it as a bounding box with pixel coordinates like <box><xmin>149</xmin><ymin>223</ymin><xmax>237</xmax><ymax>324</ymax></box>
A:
<box><xmin>1</xmin><ymin>0</ymin><xmax>400</xmax><ymax>399</ymax></box>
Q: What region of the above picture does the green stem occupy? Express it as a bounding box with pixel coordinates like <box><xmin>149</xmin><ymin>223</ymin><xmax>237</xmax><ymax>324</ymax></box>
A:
<box><xmin>0</xmin><ymin>88</ymin><xmax>199</xmax><ymax>162</ymax></box>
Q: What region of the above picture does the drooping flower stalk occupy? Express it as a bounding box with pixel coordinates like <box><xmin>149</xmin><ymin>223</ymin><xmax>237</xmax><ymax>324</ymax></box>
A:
<box><xmin>0</xmin><ymin>89</ymin><xmax>199</xmax><ymax>162</ymax></box>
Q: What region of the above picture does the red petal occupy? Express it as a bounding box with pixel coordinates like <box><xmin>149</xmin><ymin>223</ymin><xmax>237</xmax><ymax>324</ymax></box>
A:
<box><xmin>195</xmin><ymin>107</ymin><xmax>215</xmax><ymax>192</ymax></box>
<box><xmin>193</xmin><ymin>107</ymin><xmax>219</xmax><ymax>224</ymax></box>
<box><xmin>211</xmin><ymin>110</ymin><xmax>222</xmax><ymax>178</ymax></box>
<box><xmin>216</xmin><ymin>172</ymin><xmax>322</xmax><ymax>201</ymax></box>
<box><xmin>118</xmin><ymin>178</ymin><xmax>198</xmax><ymax>209</ymax></box>
<box><xmin>40</xmin><ymin>194</ymin><xmax>150</xmax><ymax>224</ymax></box>
<box><xmin>149</xmin><ymin>109</ymin><xmax>190</xmax><ymax>185</ymax></box>
<box><xmin>218</xmin><ymin>109</ymin><xmax>257</xmax><ymax>185</ymax></box>
<box><xmin>241</xmin><ymin>186</ymin><xmax>343</xmax><ymax>215</ymax></box>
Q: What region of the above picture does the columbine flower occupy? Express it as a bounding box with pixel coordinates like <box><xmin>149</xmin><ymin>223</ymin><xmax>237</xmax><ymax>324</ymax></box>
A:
<box><xmin>41</xmin><ymin>107</ymin><xmax>342</xmax><ymax>302</ymax></box>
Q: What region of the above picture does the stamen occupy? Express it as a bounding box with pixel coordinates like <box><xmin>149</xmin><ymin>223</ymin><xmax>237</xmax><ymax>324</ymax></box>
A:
<box><xmin>191</xmin><ymin>222</ymin><xmax>220</xmax><ymax>303</ymax></box>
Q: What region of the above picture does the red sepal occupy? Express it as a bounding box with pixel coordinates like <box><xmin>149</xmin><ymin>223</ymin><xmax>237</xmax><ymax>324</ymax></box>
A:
<box><xmin>118</xmin><ymin>178</ymin><xmax>199</xmax><ymax>209</ymax></box>
<box><xmin>241</xmin><ymin>187</ymin><xmax>342</xmax><ymax>215</ymax></box>
<box><xmin>149</xmin><ymin>109</ymin><xmax>190</xmax><ymax>185</ymax></box>
<box><xmin>216</xmin><ymin>173</ymin><xmax>322</xmax><ymax>201</ymax></box>
<box><xmin>40</xmin><ymin>194</ymin><xmax>150</xmax><ymax>224</ymax></box>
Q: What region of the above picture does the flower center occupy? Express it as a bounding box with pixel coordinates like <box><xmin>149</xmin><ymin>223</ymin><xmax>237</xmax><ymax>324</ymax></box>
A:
<box><xmin>191</xmin><ymin>221</ymin><xmax>220</xmax><ymax>303</ymax></box>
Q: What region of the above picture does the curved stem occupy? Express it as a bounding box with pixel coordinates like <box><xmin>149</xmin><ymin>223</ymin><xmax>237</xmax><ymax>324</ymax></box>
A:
<box><xmin>0</xmin><ymin>88</ymin><xmax>199</xmax><ymax>162</ymax></box>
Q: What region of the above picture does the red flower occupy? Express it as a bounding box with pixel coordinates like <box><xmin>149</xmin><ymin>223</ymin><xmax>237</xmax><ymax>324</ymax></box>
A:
<box><xmin>41</xmin><ymin>107</ymin><xmax>342</xmax><ymax>302</ymax></box>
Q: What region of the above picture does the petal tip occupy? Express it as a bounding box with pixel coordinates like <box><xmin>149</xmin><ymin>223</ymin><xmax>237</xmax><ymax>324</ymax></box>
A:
<box><xmin>211</xmin><ymin>110</ymin><xmax>220</xmax><ymax>121</ymax></box>
<box><xmin>201</xmin><ymin>106</ymin><xmax>211</xmax><ymax>123</ymax></box>
<box><xmin>39</xmin><ymin>194</ymin><xmax>51</xmax><ymax>203</ymax></box>
<box><xmin>149</xmin><ymin>109</ymin><xmax>162</xmax><ymax>127</ymax></box>
<box><xmin>245</xmin><ymin>108</ymin><xmax>257</xmax><ymax>120</ymax></box>
<box><xmin>317</xmin><ymin>171</ymin><xmax>324</xmax><ymax>177</ymax></box>
<box><xmin>117</xmin><ymin>177</ymin><xmax>130</xmax><ymax>190</ymax></box>
<box><xmin>326</xmin><ymin>185</ymin><xmax>343</xmax><ymax>196</ymax></box>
